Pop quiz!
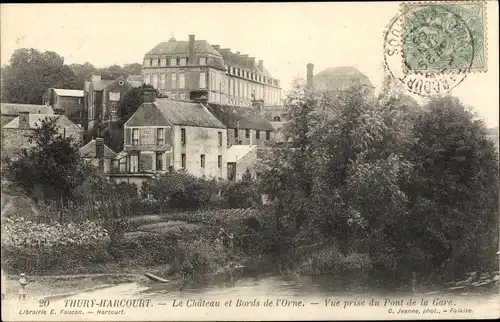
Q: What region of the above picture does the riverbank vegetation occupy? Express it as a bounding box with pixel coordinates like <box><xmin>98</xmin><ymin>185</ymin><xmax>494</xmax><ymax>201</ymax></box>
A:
<box><xmin>1</xmin><ymin>77</ymin><xmax>498</xmax><ymax>289</ymax></box>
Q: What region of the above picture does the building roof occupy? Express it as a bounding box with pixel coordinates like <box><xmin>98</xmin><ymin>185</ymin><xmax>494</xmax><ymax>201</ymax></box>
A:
<box><xmin>3</xmin><ymin>114</ymin><xmax>79</xmax><ymax>130</ymax></box>
<box><xmin>154</xmin><ymin>99</ymin><xmax>226</xmax><ymax>129</ymax></box>
<box><xmin>53</xmin><ymin>89</ymin><xmax>84</xmax><ymax>97</ymax></box>
<box><xmin>92</xmin><ymin>79</ymin><xmax>115</xmax><ymax>91</ymax></box>
<box><xmin>1</xmin><ymin>103</ymin><xmax>54</xmax><ymax>116</ymax></box>
<box><xmin>146</xmin><ymin>38</ymin><xmax>220</xmax><ymax>56</ymax></box>
<box><xmin>226</xmin><ymin>145</ymin><xmax>257</xmax><ymax>163</ymax></box>
<box><xmin>127</xmin><ymin>75</ymin><xmax>144</xmax><ymax>88</ymax></box>
<box><xmin>79</xmin><ymin>139</ymin><xmax>117</xmax><ymax>159</ymax></box>
<box><xmin>206</xmin><ymin>104</ymin><xmax>275</xmax><ymax>131</ymax></box>
<box><xmin>314</xmin><ymin>66</ymin><xmax>374</xmax><ymax>89</ymax></box>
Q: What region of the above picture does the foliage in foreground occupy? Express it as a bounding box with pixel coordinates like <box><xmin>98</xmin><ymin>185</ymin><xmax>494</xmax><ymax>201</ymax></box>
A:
<box><xmin>256</xmin><ymin>78</ymin><xmax>499</xmax><ymax>281</ymax></box>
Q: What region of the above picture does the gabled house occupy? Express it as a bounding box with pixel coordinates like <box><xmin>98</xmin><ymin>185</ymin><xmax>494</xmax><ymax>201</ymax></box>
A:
<box><xmin>117</xmin><ymin>89</ymin><xmax>227</xmax><ymax>179</ymax></box>
<box><xmin>79</xmin><ymin>138</ymin><xmax>116</xmax><ymax>173</ymax></box>
<box><xmin>1</xmin><ymin>112</ymin><xmax>83</xmax><ymax>158</ymax></box>
<box><xmin>43</xmin><ymin>88</ymin><xmax>84</xmax><ymax>125</ymax></box>
<box><xmin>83</xmin><ymin>75</ymin><xmax>136</xmax><ymax>131</ymax></box>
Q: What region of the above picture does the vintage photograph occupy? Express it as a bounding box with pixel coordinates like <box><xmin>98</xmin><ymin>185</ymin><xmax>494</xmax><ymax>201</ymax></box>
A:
<box><xmin>1</xmin><ymin>2</ymin><xmax>499</xmax><ymax>321</ymax></box>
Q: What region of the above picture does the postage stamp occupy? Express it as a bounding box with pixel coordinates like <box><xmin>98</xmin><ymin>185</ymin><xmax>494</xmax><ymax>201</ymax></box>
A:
<box><xmin>401</xmin><ymin>1</ymin><xmax>487</xmax><ymax>74</ymax></box>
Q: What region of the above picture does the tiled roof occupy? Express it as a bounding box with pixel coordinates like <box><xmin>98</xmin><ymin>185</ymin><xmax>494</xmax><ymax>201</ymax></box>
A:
<box><xmin>53</xmin><ymin>89</ymin><xmax>84</xmax><ymax>97</ymax></box>
<box><xmin>127</xmin><ymin>75</ymin><xmax>144</xmax><ymax>87</ymax></box>
<box><xmin>1</xmin><ymin>103</ymin><xmax>54</xmax><ymax>116</ymax></box>
<box><xmin>3</xmin><ymin>114</ymin><xmax>79</xmax><ymax>130</ymax></box>
<box><xmin>92</xmin><ymin>79</ymin><xmax>115</xmax><ymax>91</ymax></box>
<box><xmin>226</xmin><ymin>145</ymin><xmax>257</xmax><ymax>163</ymax></box>
<box><xmin>146</xmin><ymin>39</ymin><xmax>220</xmax><ymax>56</ymax></box>
<box><xmin>314</xmin><ymin>66</ymin><xmax>374</xmax><ymax>89</ymax></box>
<box><xmin>154</xmin><ymin>99</ymin><xmax>226</xmax><ymax>129</ymax></box>
<box><xmin>206</xmin><ymin>104</ymin><xmax>274</xmax><ymax>131</ymax></box>
<box><xmin>79</xmin><ymin>139</ymin><xmax>117</xmax><ymax>159</ymax></box>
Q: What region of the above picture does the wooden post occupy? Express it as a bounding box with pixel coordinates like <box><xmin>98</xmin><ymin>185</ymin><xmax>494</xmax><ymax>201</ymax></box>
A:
<box><xmin>412</xmin><ymin>271</ymin><xmax>417</xmax><ymax>293</ymax></box>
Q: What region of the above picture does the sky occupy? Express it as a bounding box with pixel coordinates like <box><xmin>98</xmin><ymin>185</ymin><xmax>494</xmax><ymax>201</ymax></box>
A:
<box><xmin>1</xmin><ymin>2</ymin><xmax>498</xmax><ymax>127</ymax></box>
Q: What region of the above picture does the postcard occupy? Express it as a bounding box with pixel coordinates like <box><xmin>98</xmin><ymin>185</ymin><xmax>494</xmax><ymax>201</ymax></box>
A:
<box><xmin>1</xmin><ymin>2</ymin><xmax>499</xmax><ymax>321</ymax></box>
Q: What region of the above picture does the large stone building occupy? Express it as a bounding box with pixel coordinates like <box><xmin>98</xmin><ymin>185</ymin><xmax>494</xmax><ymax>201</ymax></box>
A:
<box><xmin>116</xmin><ymin>90</ymin><xmax>227</xmax><ymax>180</ymax></box>
<box><xmin>141</xmin><ymin>34</ymin><xmax>282</xmax><ymax>109</ymax></box>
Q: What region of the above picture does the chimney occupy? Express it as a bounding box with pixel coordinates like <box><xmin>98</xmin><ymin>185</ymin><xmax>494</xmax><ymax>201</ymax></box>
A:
<box><xmin>220</xmin><ymin>48</ymin><xmax>231</xmax><ymax>60</ymax></box>
<box><xmin>258</xmin><ymin>60</ymin><xmax>263</xmax><ymax>71</ymax></box>
<box><xmin>249</xmin><ymin>57</ymin><xmax>256</xmax><ymax>68</ymax></box>
<box><xmin>95</xmin><ymin>137</ymin><xmax>104</xmax><ymax>159</ymax></box>
<box><xmin>91</xmin><ymin>74</ymin><xmax>101</xmax><ymax>82</ymax></box>
<box><xmin>241</xmin><ymin>54</ymin><xmax>249</xmax><ymax>68</ymax></box>
<box><xmin>142</xmin><ymin>88</ymin><xmax>156</xmax><ymax>103</ymax></box>
<box><xmin>18</xmin><ymin>112</ymin><xmax>30</xmax><ymax>129</ymax></box>
<box><xmin>188</xmin><ymin>34</ymin><xmax>195</xmax><ymax>66</ymax></box>
<box><xmin>307</xmin><ymin>63</ymin><xmax>314</xmax><ymax>87</ymax></box>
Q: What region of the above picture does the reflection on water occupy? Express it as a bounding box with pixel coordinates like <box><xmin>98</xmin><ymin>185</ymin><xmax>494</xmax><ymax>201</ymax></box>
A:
<box><xmin>135</xmin><ymin>267</ymin><xmax>438</xmax><ymax>300</ymax></box>
<box><xmin>68</xmin><ymin>267</ymin><xmax>498</xmax><ymax>301</ymax></box>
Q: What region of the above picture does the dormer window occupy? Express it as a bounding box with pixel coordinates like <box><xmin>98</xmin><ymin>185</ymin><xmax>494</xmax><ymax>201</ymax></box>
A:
<box><xmin>170</xmin><ymin>58</ymin><xmax>176</xmax><ymax>66</ymax></box>
<box><xmin>199</xmin><ymin>57</ymin><xmax>206</xmax><ymax>65</ymax></box>
<box><xmin>180</xmin><ymin>58</ymin><xmax>186</xmax><ymax>66</ymax></box>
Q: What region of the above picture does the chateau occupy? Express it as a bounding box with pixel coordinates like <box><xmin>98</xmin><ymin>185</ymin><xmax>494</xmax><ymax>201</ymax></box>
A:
<box><xmin>141</xmin><ymin>35</ymin><xmax>282</xmax><ymax>109</ymax></box>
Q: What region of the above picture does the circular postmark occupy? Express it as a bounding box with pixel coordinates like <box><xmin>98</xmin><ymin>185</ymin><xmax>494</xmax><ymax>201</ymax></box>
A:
<box><xmin>383</xmin><ymin>4</ymin><xmax>476</xmax><ymax>97</ymax></box>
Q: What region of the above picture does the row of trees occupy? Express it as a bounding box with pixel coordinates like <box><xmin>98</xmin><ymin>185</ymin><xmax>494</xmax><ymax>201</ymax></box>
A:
<box><xmin>1</xmin><ymin>48</ymin><xmax>141</xmax><ymax>105</ymax></box>
<box><xmin>256</xmin><ymin>78</ymin><xmax>499</xmax><ymax>281</ymax></box>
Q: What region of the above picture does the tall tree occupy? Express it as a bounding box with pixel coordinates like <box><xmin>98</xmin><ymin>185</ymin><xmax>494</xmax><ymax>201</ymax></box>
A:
<box><xmin>1</xmin><ymin>48</ymin><xmax>77</xmax><ymax>104</ymax></box>
<box><xmin>6</xmin><ymin>117</ymin><xmax>87</xmax><ymax>201</ymax></box>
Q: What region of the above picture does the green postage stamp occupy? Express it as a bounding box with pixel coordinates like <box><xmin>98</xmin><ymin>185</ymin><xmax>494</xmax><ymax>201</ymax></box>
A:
<box><xmin>401</xmin><ymin>1</ymin><xmax>487</xmax><ymax>74</ymax></box>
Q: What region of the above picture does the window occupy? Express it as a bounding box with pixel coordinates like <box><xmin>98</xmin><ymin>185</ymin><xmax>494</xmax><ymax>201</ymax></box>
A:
<box><xmin>245</xmin><ymin>129</ymin><xmax>250</xmax><ymax>138</ymax></box>
<box><xmin>172</xmin><ymin>74</ymin><xmax>177</xmax><ymax>89</ymax></box>
<box><xmin>109</xmin><ymin>92</ymin><xmax>120</xmax><ymax>101</ymax></box>
<box><xmin>200</xmin><ymin>154</ymin><xmax>205</xmax><ymax>168</ymax></box>
<box><xmin>180</xmin><ymin>58</ymin><xmax>187</xmax><ymax>66</ymax></box>
<box><xmin>160</xmin><ymin>74</ymin><xmax>166</xmax><ymax>90</ymax></box>
<box><xmin>199</xmin><ymin>72</ymin><xmax>206</xmax><ymax>89</ymax></box>
<box><xmin>181</xmin><ymin>154</ymin><xmax>186</xmax><ymax>169</ymax></box>
<box><xmin>156</xmin><ymin>152</ymin><xmax>163</xmax><ymax>170</ymax></box>
<box><xmin>152</xmin><ymin>74</ymin><xmax>158</xmax><ymax>89</ymax></box>
<box><xmin>130</xmin><ymin>154</ymin><xmax>138</xmax><ymax>173</ymax></box>
<box><xmin>266</xmin><ymin>130</ymin><xmax>271</xmax><ymax>140</ymax></box>
<box><xmin>161</xmin><ymin>58</ymin><xmax>167</xmax><ymax>66</ymax></box>
<box><xmin>234</xmin><ymin>128</ymin><xmax>238</xmax><ymax>138</ymax></box>
<box><xmin>144</xmin><ymin>74</ymin><xmax>151</xmax><ymax>85</ymax></box>
<box><xmin>179</xmin><ymin>92</ymin><xmax>185</xmax><ymax>101</ymax></box>
<box><xmin>273</xmin><ymin>116</ymin><xmax>281</xmax><ymax>121</ymax></box>
<box><xmin>181</xmin><ymin>128</ymin><xmax>186</xmax><ymax>144</ymax></box>
<box><xmin>256</xmin><ymin>130</ymin><xmax>260</xmax><ymax>139</ymax></box>
<box><xmin>199</xmin><ymin>57</ymin><xmax>206</xmax><ymax>65</ymax></box>
<box><xmin>179</xmin><ymin>73</ymin><xmax>185</xmax><ymax>89</ymax></box>
<box><xmin>170</xmin><ymin>58</ymin><xmax>177</xmax><ymax>66</ymax></box>
<box><xmin>157</xmin><ymin>128</ymin><xmax>164</xmax><ymax>145</ymax></box>
<box><xmin>144</xmin><ymin>59</ymin><xmax>151</xmax><ymax>67</ymax></box>
<box><xmin>132</xmin><ymin>128</ymin><xmax>139</xmax><ymax>145</ymax></box>
<box><xmin>218</xmin><ymin>131</ymin><xmax>223</xmax><ymax>146</ymax></box>
<box><xmin>218</xmin><ymin>155</ymin><xmax>222</xmax><ymax>168</ymax></box>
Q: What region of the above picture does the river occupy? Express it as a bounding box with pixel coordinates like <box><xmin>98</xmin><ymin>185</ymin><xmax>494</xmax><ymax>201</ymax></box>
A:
<box><xmin>3</xmin><ymin>268</ymin><xmax>499</xmax><ymax>321</ymax></box>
